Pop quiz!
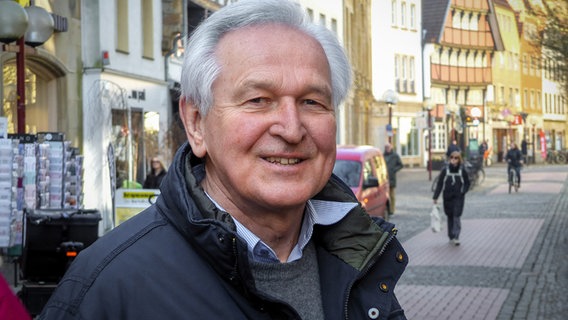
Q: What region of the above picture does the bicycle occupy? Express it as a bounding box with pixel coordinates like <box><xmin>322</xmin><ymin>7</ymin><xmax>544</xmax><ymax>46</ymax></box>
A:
<box><xmin>546</xmin><ymin>149</ymin><xmax>567</xmax><ymax>164</ymax></box>
<box><xmin>508</xmin><ymin>166</ymin><xmax>520</xmax><ymax>194</ymax></box>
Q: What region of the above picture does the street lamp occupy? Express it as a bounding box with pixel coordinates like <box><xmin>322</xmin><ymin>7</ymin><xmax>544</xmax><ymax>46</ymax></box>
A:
<box><xmin>424</xmin><ymin>98</ymin><xmax>434</xmax><ymax>181</ymax></box>
<box><xmin>0</xmin><ymin>0</ymin><xmax>54</xmax><ymax>134</ymax></box>
<box><xmin>382</xmin><ymin>89</ymin><xmax>398</xmax><ymax>143</ymax></box>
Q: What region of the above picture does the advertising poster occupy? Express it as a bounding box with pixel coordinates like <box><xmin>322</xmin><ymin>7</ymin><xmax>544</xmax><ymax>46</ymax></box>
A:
<box><xmin>114</xmin><ymin>189</ymin><xmax>160</xmax><ymax>225</ymax></box>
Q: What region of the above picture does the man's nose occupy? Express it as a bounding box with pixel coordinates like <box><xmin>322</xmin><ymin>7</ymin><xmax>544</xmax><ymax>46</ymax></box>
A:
<box><xmin>269</xmin><ymin>100</ymin><xmax>306</xmax><ymax>143</ymax></box>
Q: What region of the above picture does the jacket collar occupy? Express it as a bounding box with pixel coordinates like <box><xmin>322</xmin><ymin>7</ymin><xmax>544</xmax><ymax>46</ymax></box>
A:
<box><xmin>156</xmin><ymin>143</ymin><xmax>397</xmax><ymax>273</ymax></box>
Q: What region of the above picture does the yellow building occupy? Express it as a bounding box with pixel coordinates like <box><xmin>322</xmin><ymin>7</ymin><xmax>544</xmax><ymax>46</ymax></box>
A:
<box><xmin>343</xmin><ymin>0</ymin><xmax>374</xmax><ymax>145</ymax></box>
<box><xmin>490</xmin><ymin>0</ymin><xmax>524</xmax><ymax>162</ymax></box>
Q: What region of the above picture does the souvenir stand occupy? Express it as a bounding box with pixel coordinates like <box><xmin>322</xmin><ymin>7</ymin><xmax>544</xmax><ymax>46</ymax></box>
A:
<box><xmin>0</xmin><ymin>131</ymin><xmax>100</xmax><ymax>316</ymax></box>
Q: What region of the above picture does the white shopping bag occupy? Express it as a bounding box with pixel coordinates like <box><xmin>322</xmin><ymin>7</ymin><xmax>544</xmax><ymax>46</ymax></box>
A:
<box><xmin>430</xmin><ymin>205</ymin><xmax>441</xmax><ymax>233</ymax></box>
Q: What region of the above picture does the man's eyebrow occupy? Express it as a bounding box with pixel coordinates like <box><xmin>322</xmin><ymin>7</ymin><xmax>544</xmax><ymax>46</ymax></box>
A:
<box><xmin>236</xmin><ymin>80</ymin><xmax>332</xmax><ymax>99</ymax></box>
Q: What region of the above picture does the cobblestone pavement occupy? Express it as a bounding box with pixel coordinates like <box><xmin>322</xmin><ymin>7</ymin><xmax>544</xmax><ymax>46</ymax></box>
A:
<box><xmin>390</xmin><ymin>163</ymin><xmax>568</xmax><ymax>320</ymax></box>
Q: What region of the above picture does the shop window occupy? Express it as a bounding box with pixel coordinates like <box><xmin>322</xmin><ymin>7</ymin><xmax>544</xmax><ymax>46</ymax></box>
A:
<box><xmin>112</xmin><ymin>109</ymin><xmax>145</xmax><ymax>187</ymax></box>
<box><xmin>398</xmin><ymin>116</ymin><xmax>419</xmax><ymax>156</ymax></box>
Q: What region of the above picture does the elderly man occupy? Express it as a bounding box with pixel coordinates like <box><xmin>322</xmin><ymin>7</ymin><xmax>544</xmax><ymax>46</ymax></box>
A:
<box><xmin>39</xmin><ymin>1</ymin><xmax>407</xmax><ymax>319</ymax></box>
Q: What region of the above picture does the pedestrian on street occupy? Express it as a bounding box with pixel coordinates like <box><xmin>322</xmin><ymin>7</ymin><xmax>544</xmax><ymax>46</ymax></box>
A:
<box><xmin>433</xmin><ymin>151</ymin><xmax>470</xmax><ymax>246</ymax></box>
<box><xmin>446</xmin><ymin>139</ymin><xmax>461</xmax><ymax>159</ymax></box>
<box><xmin>39</xmin><ymin>1</ymin><xmax>408</xmax><ymax>319</ymax></box>
<box><xmin>521</xmin><ymin>139</ymin><xmax>528</xmax><ymax>166</ymax></box>
<box><xmin>506</xmin><ymin>142</ymin><xmax>523</xmax><ymax>188</ymax></box>
<box><xmin>478</xmin><ymin>139</ymin><xmax>488</xmax><ymax>166</ymax></box>
<box><xmin>384</xmin><ymin>142</ymin><xmax>404</xmax><ymax>214</ymax></box>
<box><xmin>142</xmin><ymin>156</ymin><xmax>167</xmax><ymax>189</ymax></box>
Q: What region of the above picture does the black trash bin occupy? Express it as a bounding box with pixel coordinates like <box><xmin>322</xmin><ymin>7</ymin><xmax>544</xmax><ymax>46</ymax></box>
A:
<box><xmin>18</xmin><ymin>208</ymin><xmax>101</xmax><ymax>316</ymax></box>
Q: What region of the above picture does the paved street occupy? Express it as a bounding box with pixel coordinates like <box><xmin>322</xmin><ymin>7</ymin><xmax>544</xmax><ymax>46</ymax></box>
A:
<box><xmin>391</xmin><ymin>163</ymin><xmax>568</xmax><ymax>320</ymax></box>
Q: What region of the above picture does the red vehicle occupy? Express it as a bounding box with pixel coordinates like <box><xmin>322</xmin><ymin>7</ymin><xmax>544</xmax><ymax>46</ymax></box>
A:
<box><xmin>333</xmin><ymin>145</ymin><xmax>390</xmax><ymax>219</ymax></box>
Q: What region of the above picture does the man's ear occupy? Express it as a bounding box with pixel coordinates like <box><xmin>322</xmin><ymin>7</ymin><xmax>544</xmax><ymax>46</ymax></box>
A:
<box><xmin>179</xmin><ymin>98</ymin><xmax>207</xmax><ymax>157</ymax></box>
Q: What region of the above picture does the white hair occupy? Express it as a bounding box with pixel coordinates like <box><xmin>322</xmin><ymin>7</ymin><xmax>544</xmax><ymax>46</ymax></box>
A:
<box><xmin>180</xmin><ymin>0</ymin><xmax>352</xmax><ymax>115</ymax></box>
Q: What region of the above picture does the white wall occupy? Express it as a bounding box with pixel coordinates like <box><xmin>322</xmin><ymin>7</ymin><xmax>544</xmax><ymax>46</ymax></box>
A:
<box><xmin>371</xmin><ymin>0</ymin><xmax>423</xmax><ymax>104</ymax></box>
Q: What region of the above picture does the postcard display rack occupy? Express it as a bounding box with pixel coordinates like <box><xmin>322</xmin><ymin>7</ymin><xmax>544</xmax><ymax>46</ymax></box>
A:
<box><xmin>0</xmin><ymin>132</ymin><xmax>84</xmax><ymax>251</ymax></box>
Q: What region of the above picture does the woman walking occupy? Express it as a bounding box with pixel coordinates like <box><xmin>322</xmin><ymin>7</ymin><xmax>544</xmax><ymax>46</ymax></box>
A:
<box><xmin>433</xmin><ymin>151</ymin><xmax>470</xmax><ymax>245</ymax></box>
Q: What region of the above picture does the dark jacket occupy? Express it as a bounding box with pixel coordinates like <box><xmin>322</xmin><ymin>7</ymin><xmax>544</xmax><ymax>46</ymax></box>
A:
<box><xmin>39</xmin><ymin>143</ymin><xmax>408</xmax><ymax>320</ymax></box>
<box><xmin>433</xmin><ymin>163</ymin><xmax>470</xmax><ymax>201</ymax></box>
<box><xmin>445</xmin><ymin>144</ymin><xmax>461</xmax><ymax>158</ymax></box>
<box><xmin>142</xmin><ymin>169</ymin><xmax>167</xmax><ymax>189</ymax></box>
<box><xmin>384</xmin><ymin>151</ymin><xmax>403</xmax><ymax>188</ymax></box>
<box><xmin>506</xmin><ymin>148</ymin><xmax>523</xmax><ymax>167</ymax></box>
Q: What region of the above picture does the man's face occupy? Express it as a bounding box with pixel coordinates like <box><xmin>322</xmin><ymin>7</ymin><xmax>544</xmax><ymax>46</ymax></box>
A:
<box><xmin>182</xmin><ymin>25</ymin><xmax>336</xmax><ymax>213</ymax></box>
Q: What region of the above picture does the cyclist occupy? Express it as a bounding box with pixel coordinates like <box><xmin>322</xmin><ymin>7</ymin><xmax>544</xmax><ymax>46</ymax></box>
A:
<box><xmin>505</xmin><ymin>142</ymin><xmax>523</xmax><ymax>188</ymax></box>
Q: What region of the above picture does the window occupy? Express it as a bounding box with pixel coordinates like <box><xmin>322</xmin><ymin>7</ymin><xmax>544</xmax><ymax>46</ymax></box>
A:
<box><xmin>452</xmin><ymin>10</ymin><xmax>461</xmax><ymax>28</ymax></box>
<box><xmin>401</xmin><ymin>56</ymin><xmax>407</xmax><ymax>80</ymax></box>
<box><xmin>509</xmin><ymin>88</ymin><xmax>514</xmax><ymax>107</ymax></box>
<box><xmin>410</xmin><ymin>4</ymin><xmax>416</xmax><ymax>29</ymax></box>
<box><xmin>331</xmin><ymin>18</ymin><xmax>338</xmax><ymax>36</ymax></box>
<box><xmin>401</xmin><ymin>55</ymin><xmax>407</xmax><ymax>92</ymax></box>
<box><xmin>112</xmin><ymin>109</ymin><xmax>145</xmax><ymax>185</ymax></box>
<box><xmin>401</xmin><ymin>2</ymin><xmax>406</xmax><ymax>28</ymax></box>
<box><xmin>409</xmin><ymin>57</ymin><xmax>415</xmax><ymax>93</ymax></box>
<box><xmin>449</xmin><ymin>51</ymin><xmax>458</xmax><ymax>66</ymax></box>
<box><xmin>398</xmin><ymin>117</ymin><xmax>419</xmax><ymax>156</ymax></box>
<box><xmin>142</xmin><ymin>0</ymin><xmax>154</xmax><ymax>59</ymax></box>
<box><xmin>470</xmin><ymin>13</ymin><xmax>478</xmax><ymax>30</ymax></box>
<box><xmin>394</xmin><ymin>55</ymin><xmax>399</xmax><ymax>78</ymax></box>
<box><xmin>307</xmin><ymin>8</ymin><xmax>314</xmax><ymax>22</ymax></box>
<box><xmin>116</xmin><ymin>0</ymin><xmax>129</xmax><ymax>52</ymax></box>
<box><xmin>319</xmin><ymin>13</ymin><xmax>326</xmax><ymax>27</ymax></box>
<box><xmin>433</xmin><ymin>123</ymin><xmax>447</xmax><ymax>151</ymax></box>
<box><xmin>462</xmin><ymin>13</ymin><xmax>470</xmax><ymax>30</ymax></box>
<box><xmin>391</xmin><ymin>0</ymin><xmax>397</xmax><ymax>26</ymax></box>
<box><xmin>458</xmin><ymin>52</ymin><xmax>466</xmax><ymax>67</ymax></box>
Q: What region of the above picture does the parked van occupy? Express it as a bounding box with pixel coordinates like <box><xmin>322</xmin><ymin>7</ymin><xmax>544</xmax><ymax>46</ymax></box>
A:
<box><xmin>333</xmin><ymin>145</ymin><xmax>390</xmax><ymax>219</ymax></box>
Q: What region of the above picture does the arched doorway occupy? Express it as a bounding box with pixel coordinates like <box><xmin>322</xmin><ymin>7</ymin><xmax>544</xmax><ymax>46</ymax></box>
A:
<box><xmin>2</xmin><ymin>56</ymin><xmax>66</xmax><ymax>134</ymax></box>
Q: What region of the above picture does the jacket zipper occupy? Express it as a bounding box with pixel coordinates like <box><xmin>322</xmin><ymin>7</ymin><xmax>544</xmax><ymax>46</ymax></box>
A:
<box><xmin>343</xmin><ymin>227</ymin><xmax>398</xmax><ymax>319</ymax></box>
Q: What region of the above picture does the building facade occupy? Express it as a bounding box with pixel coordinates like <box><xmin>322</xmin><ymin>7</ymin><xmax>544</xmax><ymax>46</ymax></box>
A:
<box><xmin>372</xmin><ymin>0</ymin><xmax>424</xmax><ymax>166</ymax></box>
<box><xmin>423</xmin><ymin>0</ymin><xmax>504</xmax><ymax>164</ymax></box>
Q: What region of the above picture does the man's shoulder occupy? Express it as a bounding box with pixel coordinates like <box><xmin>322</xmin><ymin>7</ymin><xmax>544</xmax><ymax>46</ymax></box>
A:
<box><xmin>63</xmin><ymin>207</ymin><xmax>172</xmax><ymax>279</ymax></box>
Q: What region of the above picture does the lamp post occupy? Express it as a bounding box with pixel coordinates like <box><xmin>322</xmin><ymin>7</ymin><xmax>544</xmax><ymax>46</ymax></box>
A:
<box><xmin>0</xmin><ymin>0</ymin><xmax>54</xmax><ymax>134</ymax></box>
<box><xmin>424</xmin><ymin>98</ymin><xmax>434</xmax><ymax>181</ymax></box>
<box><xmin>382</xmin><ymin>89</ymin><xmax>398</xmax><ymax>143</ymax></box>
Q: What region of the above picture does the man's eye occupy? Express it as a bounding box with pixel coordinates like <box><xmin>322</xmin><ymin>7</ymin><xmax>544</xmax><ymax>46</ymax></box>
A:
<box><xmin>304</xmin><ymin>99</ymin><xmax>331</xmax><ymax>110</ymax></box>
<box><xmin>248</xmin><ymin>97</ymin><xmax>269</xmax><ymax>104</ymax></box>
